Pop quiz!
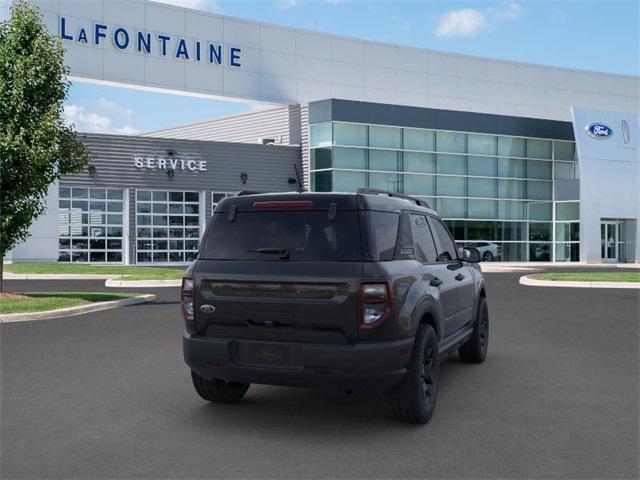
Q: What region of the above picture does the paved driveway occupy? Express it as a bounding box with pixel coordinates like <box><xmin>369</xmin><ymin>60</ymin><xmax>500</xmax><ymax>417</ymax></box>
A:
<box><xmin>1</xmin><ymin>270</ymin><xmax>639</xmax><ymax>479</ymax></box>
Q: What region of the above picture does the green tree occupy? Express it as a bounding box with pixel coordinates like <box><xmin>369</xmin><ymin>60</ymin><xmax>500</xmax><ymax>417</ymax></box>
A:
<box><xmin>0</xmin><ymin>1</ymin><xmax>89</xmax><ymax>291</ymax></box>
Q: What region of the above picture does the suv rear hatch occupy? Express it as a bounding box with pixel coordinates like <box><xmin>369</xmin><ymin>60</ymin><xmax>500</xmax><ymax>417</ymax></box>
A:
<box><xmin>193</xmin><ymin>195</ymin><xmax>365</xmax><ymax>344</ymax></box>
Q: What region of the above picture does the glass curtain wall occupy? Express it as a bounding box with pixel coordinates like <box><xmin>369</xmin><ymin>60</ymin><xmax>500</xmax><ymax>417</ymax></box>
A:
<box><xmin>309</xmin><ymin>122</ymin><xmax>579</xmax><ymax>261</ymax></box>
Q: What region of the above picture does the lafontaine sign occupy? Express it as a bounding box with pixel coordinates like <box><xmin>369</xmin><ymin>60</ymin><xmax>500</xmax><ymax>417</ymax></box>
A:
<box><xmin>134</xmin><ymin>157</ymin><xmax>207</xmax><ymax>172</ymax></box>
<box><xmin>59</xmin><ymin>18</ymin><xmax>242</xmax><ymax>68</ymax></box>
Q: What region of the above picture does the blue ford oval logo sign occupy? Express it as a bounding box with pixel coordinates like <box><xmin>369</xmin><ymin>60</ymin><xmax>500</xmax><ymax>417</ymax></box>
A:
<box><xmin>585</xmin><ymin>123</ymin><xmax>613</xmax><ymax>139</ymax></box>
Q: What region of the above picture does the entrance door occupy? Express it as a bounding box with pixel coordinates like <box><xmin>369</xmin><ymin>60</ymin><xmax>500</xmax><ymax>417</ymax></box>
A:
<box><xmin>601</xmin><ymin>221</ymin><xmax>618</xmax><ymax>262</ymax></box>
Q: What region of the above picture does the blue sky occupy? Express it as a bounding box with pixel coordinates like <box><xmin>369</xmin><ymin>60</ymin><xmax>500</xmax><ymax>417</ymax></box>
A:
<box><xmin>64</xmin><ymin>0</ymin><xmax>639</xmax><ymax>135</ymax></box>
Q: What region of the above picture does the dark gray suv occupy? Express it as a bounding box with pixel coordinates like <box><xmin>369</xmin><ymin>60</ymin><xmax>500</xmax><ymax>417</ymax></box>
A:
<box><xmin>182</xmin><ymin>189</ymin><xmax>489</xmax><ymax>423</ymax></box>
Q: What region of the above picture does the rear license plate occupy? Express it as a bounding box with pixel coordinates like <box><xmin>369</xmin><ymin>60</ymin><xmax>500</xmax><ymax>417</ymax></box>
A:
<box><xmin>247</xmin><ymin>343</ymin><xmax>291</xmax><ymax>367</ymax></box>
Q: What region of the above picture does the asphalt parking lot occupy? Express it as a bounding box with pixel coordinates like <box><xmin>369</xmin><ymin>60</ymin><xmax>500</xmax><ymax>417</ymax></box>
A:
<box><xmin>2</xmin><ymin>269</ymin><xmax>639</xmax><ymax>479</ymax></box>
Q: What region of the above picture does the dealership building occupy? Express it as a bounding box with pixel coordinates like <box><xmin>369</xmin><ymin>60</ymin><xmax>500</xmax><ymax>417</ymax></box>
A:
<box><xmin>3</xmin><ymin>0</ymin><xmax>639</xmax><ymax>264</ymax></box>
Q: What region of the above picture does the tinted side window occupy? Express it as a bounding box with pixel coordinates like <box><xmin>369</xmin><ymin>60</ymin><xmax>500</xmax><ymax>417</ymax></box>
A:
<box><xmin>362</xmin><ymin>211</ymin><xmax>399</xmax><ymax>261</ymax></box>
<box><xmin>429</xmin><ymin>217</ymin><xmax>458</xmax><ymax>262</ymax></box>
<box><xmin>410</xmin><ymin>214</ymin><xmax>438</xmax><ymax>263</ymax></box>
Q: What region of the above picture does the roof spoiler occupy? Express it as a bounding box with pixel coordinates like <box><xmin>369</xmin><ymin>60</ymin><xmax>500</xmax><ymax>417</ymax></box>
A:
<box><xmin>356</xmin><ymin>188</ymin><xmax>431</xmax><ymax>209</ymax></box>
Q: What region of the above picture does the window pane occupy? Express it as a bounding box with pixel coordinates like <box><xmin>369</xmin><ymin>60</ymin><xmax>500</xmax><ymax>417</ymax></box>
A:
<box><xmin>404</xmin><ymin>174</ymin><xmax>434</xmax><ymax>196</ymax></box>
<box><xmin>404</xmin><ymin>152</ymin><xmax>435</xmax><ymax>173</ymax></box>
<box><xmin>527</xmin><ymin>139</ymin><xmax>552</xmax><ymax>159</ymax></box>
<box><xmin>185</xmin><ymin>192</ymin><xmax>199</xmax><ymax>202</ymax></box>
<box><xmin>529</xmin><ymin>222</ymin><xmax>552</xmax><ymax>241</ymax></box>
<box><xmin>555</xmin><ymin>222</ymin><xmax>580</xmax><ymax>241</ymax></box>
<box><xmin>497</xmin><ymin>222</ymin><xmax>526</xmax><ymax>241</ymax></box>
<box><xmin>312</xmin><ymin>171</ymin><xmax>332</xmax><ymax>192</ymax></box>
<box><xmin>137</xmin><ymin>190</ymin><xmax>151</xmax><ymax>201</ymax></box>
<box><xmin>107</xmin><ymin>189</ymin><xmax>123</xmax><ymax>200</ymax></box>
<box><xmin>467</xmin><ymin>221</ymin><xmax>495</xmax><ymax>240</ymax></box>
<box><xmin>554</xmin><ymin>162</ymin><xmax>578</xmax><ymax>180</ymax></box>
<box><xmin>369</xmin><ymin>150</ymin><xmax>398</xmax><ymax>172</ymax></box>
<box><xmin>498</xmin><ymin>137</ymin><xmax>525</xmax><ymax>157</ymax></box>
<box><xmin>498</xmin><ymin>158</ymin><xmax>525</xmax><ymax>178</ymax></box>
<box><xmin>334</xmin><ymin>148</ymin><xmax>366</xmax><ymax>169</ymax></box>
<box><xmin>527</xmin><ymin>181</ymin><xmax>552</xmax><ymax>200</ymax></box>
<box><xmin>73</xmin><ymin>188</ymin><xmax>88</xmax><ymax>198</ymax></box>
<box><xmin>334</xmin><ymin>123</ymin><xmax>367</xmax><ymax>146</ymax></box>
<box><xmin>436</xmin><ymin>176</ymin><xmax>466</xmax><ymax>196</ymax></box>
<box><xmin>436</xmin><ymin>154</ymin><xmax>466</xmax><ymax>175</ymax></box>
<box><xmin>528</xmin><ymin>202</ymin><xmax>552</xmax><ymax>221</ymax></box>
<box><xmin>436</xmin><ymin>131</ymin><xmax>466</xmax><ymax>153</ymax></box>
<box><xmin>310</xmin><ymin>122</ymin><xmax>332</xmax><ymax>147</ymax></box>
<box><xmin>468</xmin><ymin>134</ymin><xmax>497</xmax><ymax>156</ymax></box>
<box><xmin>311</xmin><ymin>148</ymin><xmax>332</xmax><ymax>170</ymax></box>
<box><xmin>468</xmin><ymin>156</ymin><xmax>497</xmax><ymax>176</ymax></box>
<box><xmin>429</xmin><ymin>217</ymin><xmax>458</xmax><ymax>261</ymax></box>
<box><xmin>59</xmin><ymin>187</ymin><xmax>70</xmax><ymax>198</ymax></box>
<box><xmin>409</xmin><ymin>214</ymin><xmax>438</xmax><ymax>263</ymax></box>
<box><xmin>437</xmin><ymin>198</ymin><xmax>466</xmax><ymax>218</ymax></box>
<box><xmin>334</xmin><ymin>171</ymin><xmax>366</xmax><ymax>192</ymax></box>
<box><xmin>370</xmin><ymin>173</ymin><xmax>401</xmax><ymax>192</ymax></box>
<box><xmin>498</xmin><ymin>179</ymin><xmax>525</xmax><ymax>199</ymax></box>
<box><xmin>556</xmin><ymin>202</ymin><xmax>579</xmax><ymax>221</ymax></box>
<box><xmin>498</xmin><ymin>201</ymin><xmax>525</xmax><ymax>220</ymax></box>
<box><xmin>554</xmin><ymin>141</ymin><xmax>575</xmax><ymax>161</ymax></box>
<box><xmin>527</xmin><ymin>160</ymin><xmax>552</xmax><ymax>180</ymax></box>
<box><xmin>529</xmin><ymin>243</ymin><xmax>551</xmax><ymax>261</ymax></box>
<box><xmin>369</xmin><ymin>125</ymin><xmax>402</xmax><ymax>149</ymax></box>
<box><xmin>404</xmin><ymin>129</ymin><xmax>434</xmax><ymax>151</ymax></box>
<box><xmin>90</xmin><ymin>189</ymin><xmax>106</xmax><ymax>199</ymax></box>
<box><xmin>468</xmin><ymin>178</ymin><xmax>496</xmax><ymax>198</ymax></box>
<box><xmin>364</xmin><ymin>211</ymin><xmax>399</xmax><ymax>261</ymax></box>
<box><xmin>155</xmin><ymin>191</ymin><xmax>169</xmax><ymax>202</ymax></box>
<box><xmin>555</xmin><ymin>242</ymin><xmax>579</xmax><ymax>261</ymax></box>
<box><xmin>468</xmin><ymin>200</ymin><xmax>497</xmax><ymax>219</ymax></box>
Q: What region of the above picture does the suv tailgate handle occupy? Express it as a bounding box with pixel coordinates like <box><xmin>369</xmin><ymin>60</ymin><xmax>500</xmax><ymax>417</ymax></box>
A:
<box><xmin>455</xmin><ymin>273</ymin><xmax>465</xmax><ymax>281</ymax></box>
<box><xmin>429</xmin><ymin>277</ymin><xmax>443</xmax><ymax>287</ymax></box>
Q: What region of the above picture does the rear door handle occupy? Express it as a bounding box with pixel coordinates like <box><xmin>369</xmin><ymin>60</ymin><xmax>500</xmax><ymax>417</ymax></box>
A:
<box><xmin>455</xmin><ymin>273</ymin><xmax>465</xmax><ymax>281</ymax></box>
<box><xmin>430</xmin><ymin>277</ymin><xmax>443</xmax><ymax>287</ymax></box>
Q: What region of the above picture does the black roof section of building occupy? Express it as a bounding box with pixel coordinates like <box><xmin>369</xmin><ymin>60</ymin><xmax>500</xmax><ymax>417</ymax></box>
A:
<box><xmin>309</xmin><ymin>99</ymin><xmax>575</xmax><ymax>141</ymax></box>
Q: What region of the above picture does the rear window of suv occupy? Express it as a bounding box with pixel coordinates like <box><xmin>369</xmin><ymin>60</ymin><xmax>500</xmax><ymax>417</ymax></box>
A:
<box><xmin>200</xmin><ymin>209</ymin><xmax>400</xmax><ymax>262</ymax></box>
<box><xmin>201</xmin><ymin>210</ymin><xmax>363</xmax><ymax>261</ymax></box>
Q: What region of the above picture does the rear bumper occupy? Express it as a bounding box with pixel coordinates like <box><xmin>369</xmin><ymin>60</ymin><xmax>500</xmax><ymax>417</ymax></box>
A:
<box><xmin>183</xmin><ymin>333</ymin><xmax>414</xmax><ymax>393</ymax></box>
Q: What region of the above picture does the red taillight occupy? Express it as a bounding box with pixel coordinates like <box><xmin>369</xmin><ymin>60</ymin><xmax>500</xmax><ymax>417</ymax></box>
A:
<box><xmin>357</xmin><ymin>282</ymin><xmax>392</xmax><ymax>330</ymax></box>
<box><xmin>253</xmin><ymin>200</ymin><xmax>313</xmax><ymax>209</ymax></box>
<box><xmin>181</xmin><ymin>277</ymin><xmax>195</xmax><ymax>326</ymax></box>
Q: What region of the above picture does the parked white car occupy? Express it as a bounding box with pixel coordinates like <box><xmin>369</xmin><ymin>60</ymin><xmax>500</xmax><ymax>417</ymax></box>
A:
<box><xmin>464</xmin><ymin>242</ymin><xmax>502</xmax><ymax>262</ymax></box>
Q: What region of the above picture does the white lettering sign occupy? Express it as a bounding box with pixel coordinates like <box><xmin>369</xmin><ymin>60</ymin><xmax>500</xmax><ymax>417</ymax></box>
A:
<box><xmin>134</xmin><ymin>156</ymin><xmax>207</xmax><ymax>172</ymax></box>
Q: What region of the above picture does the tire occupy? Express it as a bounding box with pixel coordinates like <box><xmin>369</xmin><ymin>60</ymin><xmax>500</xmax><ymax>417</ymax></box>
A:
<box><xmin>191</xmin><ymin>370</ymin><xmax>250</xmax><ymax>404</ymax></box>
<box><xmin>387</xmin><ymin>324</ymin><xmax>440</xmax><ymax>424</ymax></box>
<box><xmin>482</xmin><ymin>251</ymin><xmax>494</xmax><ymax>262</ymax></box>
<box><xmin>458</xmin><ymin>297</ymin><xmax>489</xmax><ymax>364</ymax></box>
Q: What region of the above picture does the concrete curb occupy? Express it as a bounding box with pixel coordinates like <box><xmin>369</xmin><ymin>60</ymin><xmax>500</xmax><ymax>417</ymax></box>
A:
<box><xmin>3</xmin><ymin>273</ymin><xmax>115</xmax><ymax>280</ymax></box>
<box><xmin>3</xmin><ymin>273</ymin><xmax>181</xmax><ymax>288</ymax></box>
<box><xmin>105</xmin><ymin>278</ymin><xmax>181</xmax><ymax>287</ymax></box>
<box><xmin>519</xmin><ymin>275</ymin><xmax>640</xmax><ymax>289</ymax></box>
<box><xmin>0</xmin><ymin>294</ymin><xmax>157</xmax><ymax>324</ymax></box>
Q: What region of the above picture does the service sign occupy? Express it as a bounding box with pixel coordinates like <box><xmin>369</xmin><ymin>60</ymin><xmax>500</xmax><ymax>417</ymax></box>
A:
<box><xmin>134</xmin><ymin>156</ymin><xmax>207</xmax><ymax>172</ymax></box>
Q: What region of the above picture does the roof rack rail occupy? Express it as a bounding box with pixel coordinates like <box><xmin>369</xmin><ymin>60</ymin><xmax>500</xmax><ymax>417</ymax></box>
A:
<box><xmin>356</xmin><ymin>188</ymin><xmax>431</xmax><ymax>209</ymax></box>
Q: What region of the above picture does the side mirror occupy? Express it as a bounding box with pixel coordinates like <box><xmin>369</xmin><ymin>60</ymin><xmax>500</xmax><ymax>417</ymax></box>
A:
<box><xmin>462</xmin><ymin>247</ymin><xmax>480</xmax><ymax>263</ymax></box>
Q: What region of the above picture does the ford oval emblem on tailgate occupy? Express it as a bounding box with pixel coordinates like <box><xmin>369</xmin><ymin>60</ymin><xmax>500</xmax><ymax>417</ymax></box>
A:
<box><xmin>200</xmin><ymin>304</ymin><xmax>216</xmax><ymax>313</ymax></box>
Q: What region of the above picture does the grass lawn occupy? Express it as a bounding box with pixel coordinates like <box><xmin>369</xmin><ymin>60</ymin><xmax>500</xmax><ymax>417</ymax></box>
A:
<box><xmin>531</xmin><ymin>272</ymin><xmax>640</xmax><ymax>283</ymax></box>
<box><xmin>4</xmin><ymin>263</ymin><xmax>184</xmax><ymax>281</ymax></box>
<box><xmin>0</xmin><ymin>292</ymin><xmax>140</xmax><ymax>315</ymax></box>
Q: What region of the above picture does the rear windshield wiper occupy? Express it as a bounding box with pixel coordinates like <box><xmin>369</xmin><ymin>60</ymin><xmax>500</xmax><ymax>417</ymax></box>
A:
<box><xmin>248</xmin><ymin>247</ymin><xmax>290</xmax><ymax>259</ymax></box>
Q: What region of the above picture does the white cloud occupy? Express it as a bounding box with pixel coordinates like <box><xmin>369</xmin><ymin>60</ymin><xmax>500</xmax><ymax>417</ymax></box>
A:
<box><xmin>152</xmin><ymin>0</ymin><xmax>221</xmax><ymax>13</ymax></box>
<box><xmin>435</xmin><ymin>2</ymin><xmax>522</xmax><ymax>38</ymax></box>
<box><xmin>64</xmin><ymin>103</ymin><xmax>139</xmax><ymax>135</ymax></box>
<box><xmin>275</xmin><ymin>0</ymin><xmax>298</xmax><ymax>10</ymax></box>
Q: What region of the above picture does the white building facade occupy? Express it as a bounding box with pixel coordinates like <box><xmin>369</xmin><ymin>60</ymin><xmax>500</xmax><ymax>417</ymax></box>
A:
<box><xmin>3</xmin><ymin>0</ymin><xmax>639</xmax><ymax>264</ymax></box>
